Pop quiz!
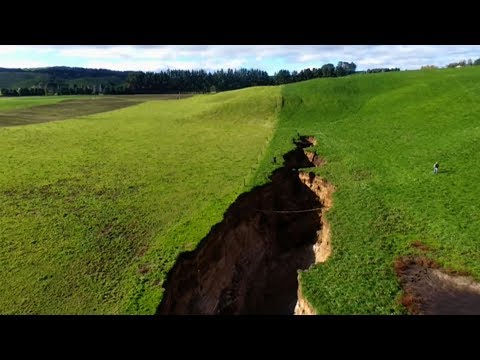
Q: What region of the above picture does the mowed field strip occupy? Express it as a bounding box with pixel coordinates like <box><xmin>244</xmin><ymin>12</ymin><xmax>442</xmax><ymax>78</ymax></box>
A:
<box><xmin>0</xmin><ymin>94</ymin><xmax>191</xmax><ymax>127</ymax></box>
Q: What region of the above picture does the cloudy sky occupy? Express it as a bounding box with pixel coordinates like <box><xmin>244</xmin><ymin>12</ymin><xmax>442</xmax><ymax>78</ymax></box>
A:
<box><xmin>1</xmin><ymin>45</ymin><xmax>480</xmax><ymax>74</ymax></box>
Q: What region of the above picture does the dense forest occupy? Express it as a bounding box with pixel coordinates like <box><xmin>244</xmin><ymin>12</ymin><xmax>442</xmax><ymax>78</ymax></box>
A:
<box><xmin>0</xmin><ymin>62</ymin><xmax>357</xmax><ymax>97</ymax></box>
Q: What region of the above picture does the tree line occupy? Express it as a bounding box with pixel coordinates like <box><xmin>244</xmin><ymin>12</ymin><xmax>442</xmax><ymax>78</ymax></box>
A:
<box><xmin>0</xmin><ymin>66</ymin><xmax>132</xmax><ymax>79</ymax></box>
<box><xmin>364</xmin><ymin>67</ymin><xmax>400</xmax><ymax>73</ymax></box>
<box><xmin>0</xmin><ymin>61</ymin><xmax>358</xmax><ymax>97</ymax></box>
<box><xmin>0</xmin><ymin>84</ymin><xmax>131</xmax><ymax>97</ymax></box>
<box><xmin>124</xmin><ymin>61</ymin><xmax>357</xmax><ymax>93</ymax></box>
<box><xmin>1</xmin><ymin>88</ymin><xmax>47</xmax><ymax>96</ymax></box>
<box><xmin>421</xmin><ymin>58</ymin><xmax>480</xmax><ymax>70</ymax></box>
<box><xmin>446</xmin><ymin>58</ymin><xmax>480</xmax><ymax>68</ymax></box>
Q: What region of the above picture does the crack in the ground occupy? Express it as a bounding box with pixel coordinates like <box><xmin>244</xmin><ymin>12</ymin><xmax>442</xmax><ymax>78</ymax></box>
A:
<box><xmin>157</xmin><ymin>136</ymin><xmax>333</xmax><ymax>315</ymax></box>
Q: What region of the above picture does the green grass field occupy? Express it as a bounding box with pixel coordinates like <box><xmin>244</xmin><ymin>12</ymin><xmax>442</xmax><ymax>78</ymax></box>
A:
<box><xmin>0</xmin><ymin>95</ymin><xmax>191</xmax><ymax>127</ymax></box>
<box><xmin>2</xmin><ymin>66</ymin><xmax>480</xmax><ymax>314</ymax></box>
<box><xmin>0</xmin><ymin>87</ymin><xmax>280</xmax><ymax>314</ymax></box>
<box><xmin>0</xmin><ymin>96</ymin><xmax>81</xmax><ymax>111</ymax></box>
<box><xmin>255</xmin><ymin>67</ymin><xmax>480</xmax><ymax>314</ymax></box>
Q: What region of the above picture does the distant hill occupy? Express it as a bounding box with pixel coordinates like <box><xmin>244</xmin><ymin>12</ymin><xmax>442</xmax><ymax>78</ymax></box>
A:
<box><xmin>0</xmin><ymin>66</ymin><xmax>138</xmax><ymax>89</ymax></box>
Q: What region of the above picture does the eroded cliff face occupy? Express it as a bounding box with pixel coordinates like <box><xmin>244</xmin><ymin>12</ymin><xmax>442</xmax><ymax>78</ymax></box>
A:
<box><xmin>294</xmin><ymin>280</ymin><xmax>317</xmax><ymax>315</ymax></box>
<box><xmin>293</xmin><ymin>168</ymin><xmax>335</xmax><ymax>315</ymax></box>
<box><xmin>158</xmin><ymin>137</ymin><xmax>332</xmax><ymax>315</ymax></box>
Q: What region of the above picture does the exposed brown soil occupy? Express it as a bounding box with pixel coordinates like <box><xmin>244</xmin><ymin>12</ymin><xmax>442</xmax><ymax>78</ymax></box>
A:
<box><xmin>293</xmin><ymin>169</ymin><xmax>335</xmax><ymax>315</ymax></box>
<box><xmin>304</xmin><ymin>136</ymin><xmax>317</xmax><ymax>146</ymax></box>
<box><xmin>157</xmin><ymin>136</ymin><xmax>326</xmax><ymax>315</ymax></box>
<box><xmin>411</xmin><ymin>240</ymin><xmax>431</xmax><ymax>252</ymax></box>
<box><xmin>294</xmin><ymin>280</ymin><xmax>317</xmax><ymax>315</ymax></box>
<box><xmin>298</xmin><ymin>170</ymin><xmax>334</xmax><ymax>263</ymax></box>
<box><xmin>396</xmin><ymin>256</ymin><xmax>480</xmax><ymax>315</ymax></box>
<box><xmin>305</xmin><ymin>150</ymin><xmax>326</xmax><ymax>168</ymax></box>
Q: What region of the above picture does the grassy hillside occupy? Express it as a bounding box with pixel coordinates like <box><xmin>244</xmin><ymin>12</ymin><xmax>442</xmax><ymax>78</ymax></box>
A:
<box><xmin>0</xmin><ymin>72</ymin><xmax>50</xmax><ymax>89</ymax></box>
<box><xmin>0</xmin><ymin>87</ymin><xmax>280</xmax><ymax>314</ymax></box>
<box><xmin>0</xmin><ymin>67</ymin><xmax>129</xmax><ymax>89</ymax></box>
<box><xmin>253</xmin><ymin>67</ymin><xmax>480</xmax><ymax>314</ymax></box>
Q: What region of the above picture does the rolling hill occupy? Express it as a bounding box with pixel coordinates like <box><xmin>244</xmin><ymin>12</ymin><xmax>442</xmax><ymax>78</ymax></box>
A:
<box><xmin>0</xmin><ymin>66</ymin><xmax>134</xmax><ymax>89</ymax></box>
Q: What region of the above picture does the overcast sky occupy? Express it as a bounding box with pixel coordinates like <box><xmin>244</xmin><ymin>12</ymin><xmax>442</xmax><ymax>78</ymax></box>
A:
<box><xmin>1</xmin><ymin>45</ymin><xmax>479</xmax><ymax>74</ymax></box>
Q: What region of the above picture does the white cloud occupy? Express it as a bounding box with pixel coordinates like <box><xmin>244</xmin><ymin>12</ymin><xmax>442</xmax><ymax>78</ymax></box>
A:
<box><xmin>0</xmin><ymin>46</ymin><xmax>23</xmax><ymax>55</ymax></box>
<box><xmin>86</xmin><ymin>58</ymin><xmax>248</xmax><ymax>72</ymax></box>
<box><xmin>298</xmin><ymin>53</ymin><xmax>322</xmax><ymax>62</ymax></box>
<box><xmin>0</xmin><ymin>45</ymin><xmax>56</xmax><ymax>56</ymax></box>
<box><xmin>85</xmin><ymin>60</ymin><xmax>163</xmax><ymax>72</ymax></box>
<box><xmin>0</xmin><ymin>60</ymin><xmax>50</xmax><ymax>69</ymax></box>
<box><xmin>2</xmin><ymin>45</ymin><xmax>480</xmax><ymax>73</ymax></box>
<box><xmin>59</xmin><ymin>46</ymin><xmax>183</xmax><ymax>60</ymax></box>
